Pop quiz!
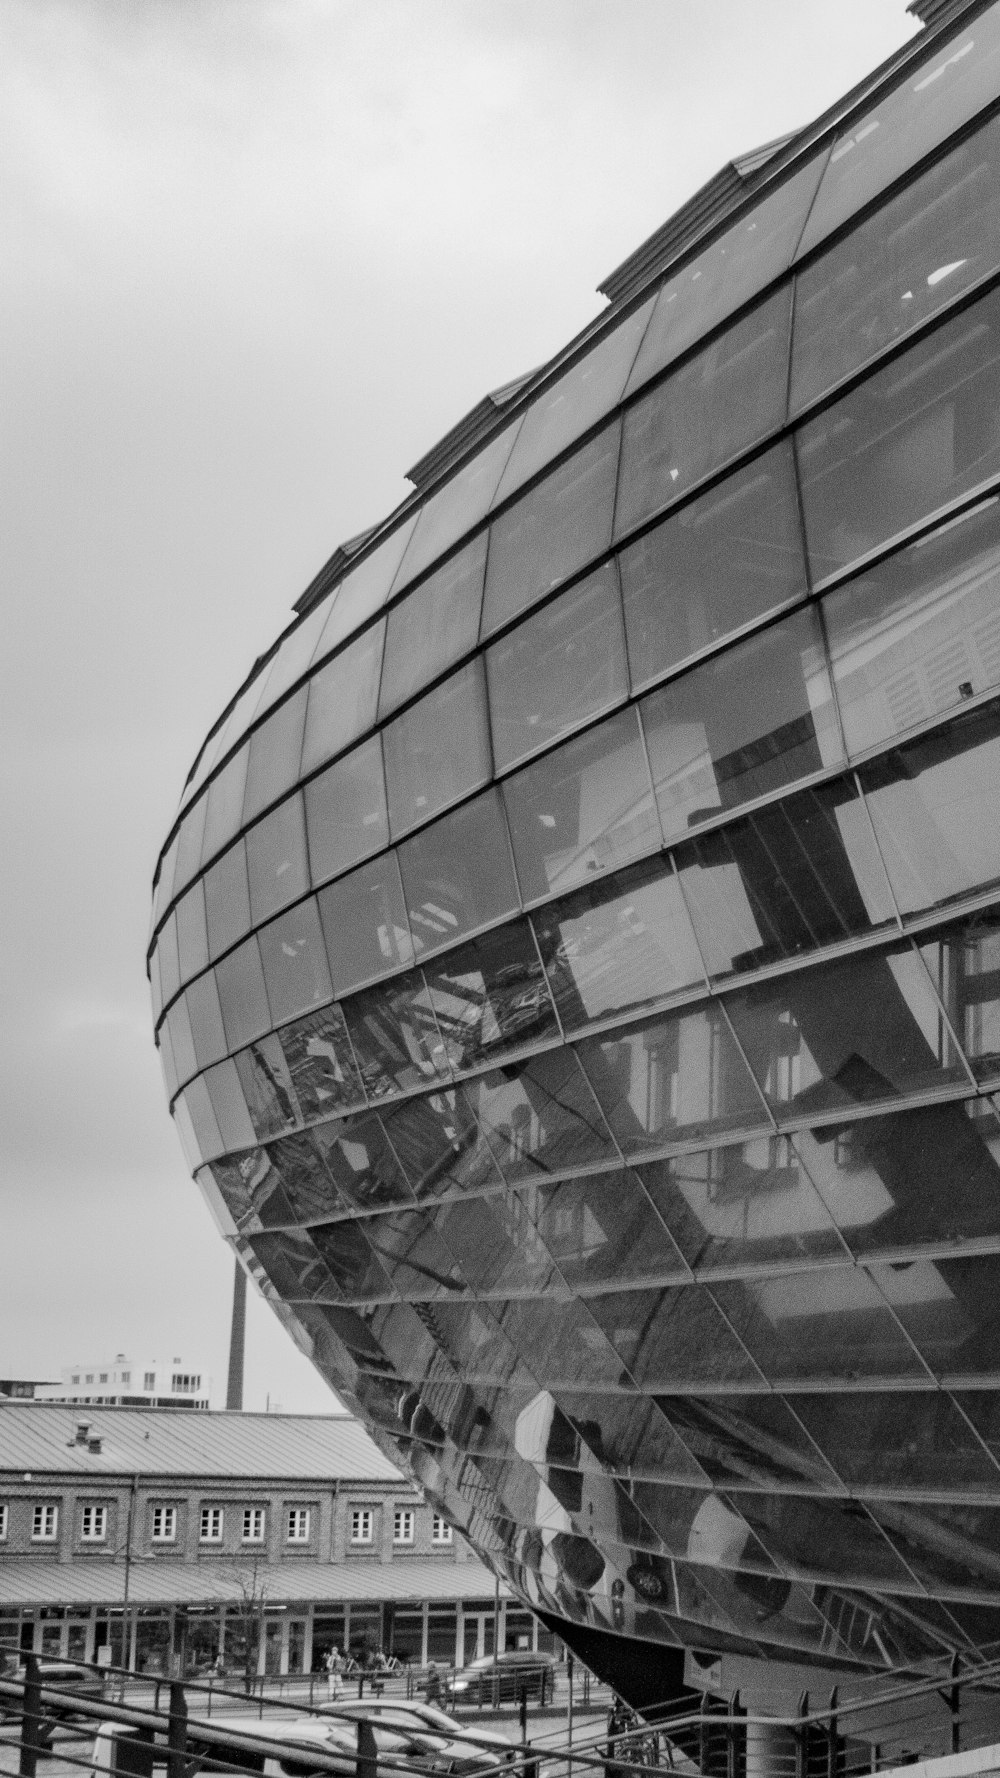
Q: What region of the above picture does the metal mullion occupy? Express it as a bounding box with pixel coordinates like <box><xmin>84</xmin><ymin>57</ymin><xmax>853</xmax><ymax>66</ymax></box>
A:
<box><xmin>904</xmin><ymin>926</ymin><xmax>980</xmax><ymax>1093</ymax></box>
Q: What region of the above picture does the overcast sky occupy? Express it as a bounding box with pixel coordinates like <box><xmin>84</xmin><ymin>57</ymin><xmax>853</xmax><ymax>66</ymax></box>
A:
<box><xmin>0</xmin><ymin>0</ymin><xmax>921</xmax><ymax>1413</ymax></box>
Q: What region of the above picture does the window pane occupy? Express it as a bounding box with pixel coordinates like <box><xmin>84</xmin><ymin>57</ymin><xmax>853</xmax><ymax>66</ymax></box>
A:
<box><xmin>437</xmin><ymin>1194</ymin><xmax>554</xmax><ymax>1295</ymax></box>
<box><xmin>241</xmin><ymin>686</ymin><xmax>308</xmax><ymax>828</ymax></box>
<box><xmin>792</xmin><ymin>113</ymin><xmax>1000</xmax><ymax>415</ymax></box>
<box><xmin>823</xmin><ymin>496</ymin><xmax>1000</xmax><ymax>756</ymax></box>
<box><xmin>379</xmin><ymin>532</ymin><xmax>487</xmax><ymax>719</ymax></box>
<box><xmin>175</xmin><ymin>880</ymin><xmax>208</xmax><ymax>983</ymax></box>
<box><xmin>357</xmin><ymin>1209</ymin><xmax>464</xmax><ymax>1301</ymax></box>
<box><xmin>300</xmin><ymin>620</ymin><xmax>386</xmax><ymax>778</ymax></box>
<box><xmin>152</xmin><ymin>833</ymin><xmax>179</xmax><ymax>930</ymax></box>
<box><xmin>870</xmin><ymin>1250</ymin><xmax>1000</xmax><ymax>1380</ymax></box>
<box><xmin>166</xmin><ymin>995</ymin><xmax>197</xmax><ymax>1087</ymax></box>
<box><xmin>180</xmin><ymin>1077</ymin><xmax>224</xmax><ymax>1164</ymax></box>
<box><xmin>584</xmin><ymin>1285</ymin><xmax>758</xmax><ymax>1388</ymax></box>
<box><xmin>576</xmin><ymin>1003</ymin><xmax>767</xmax><ymax>1155</ymax></box>
<box><xmin>275</xmin><ymin>1004</ymin><xmax>365</xmax><ymax>1123</ymax></box>
<box><xmin>186</xmin><ymin>969</ymin><xmax>228</xmax><ymax>1069</ymax></box>
<box><xmin>383</xmin><ymin>658</ymin><xmax>491</xmax><ymax>840</ymax></box>
<box><xmin>481</xmin><ymin>421</ymin><xmax>621</xmax><ymax>638</ymax></box>
<box><xmin>257</xmin><ymin>898</ymin><xmax>333</xmax><ymax>1026</ymax></box>
<box><xmin>204</xmin><ymin>840</ymin><xmax>251</xmax><ymax>961</ymax></box>
<box><xmin>205</xmin><ymin>1057</ymin><xmax>260</xmax><ymax>1153</ymax></box>
<box><xmin>554</xmin><ymin>1389</ymin><xmax>708</xmax><ymax>1483</ymax></box>
<box><xmin>311</xmin><ymin>518</ymin><xmax>417</xmax><ymax>662</ymax></box>
<box><xmin>246</xmin><ymin>795</ymin><xmax>309</xmax><ymax>925</ymax></box>
<box><xmin>796</xmin><ymin>9</ymin><xmax>1000</xmax><ymax>260</ymax></box>
<box><xmin>216</xmin><ymin>935</ymin><xmax>271</xmax><ymax>1051</ymax></box>
<box><xmin>487</xmin><ymin>563</ymin><xmax>628</xmax><ymax>773</ymax></box>
<box><xmin>625</xmin><ymin>155</ymin><xmax>827</xmax><ymax>398</ymax></box>
<box><xmin>620</xmin><ymin>444</ymin><xmax>807</xmax><ymax>694</ymax></box>
<box><xmin>711</xmin><ymin>1266</ymin><xmax>925</xmax><ymax>1384</ymax></box>
<box><xmin>641</xmin><ymin>608</ymin><xmax>840</xmax><ymax>843</ymax></box>
<box><xmin>380</xmin><ymin>1089</ymin><xmax>503</xmax><ymax>1197</ymax></box>
<box><xmin>309</xmin><ymin>1220</ymin><xmax>398</xmax><ymax>1302</ymax></box>
<box><xmin>529</xmin><ymin>1169</ymin><xmax>686</xmax><ymax>1288</ymax></box>
<box><xmin>674</xmin><ymin>778</ymin><xmax>895</xmax><ymax>980</ymax></box>
<box><xmin>342</xmin><ymin>970</ymin><xmax>450</xmax><ymax>1099</ymax></box>
<box><xmin>796</xmin><ymin>283</ymin><xmax>1000</xmax><ymax>583</ymax></box>
<box><xmin>312</xmin><ymin>1112</ymin><xmax>416</xmax><ymax>1213</ymax></box>
<box><xmin>304</xmin><ymin>733</ymin><xmax>388</xmax><ymax>887</ymax></box>
<box><xmin>861</xmin><ymin>696</ymin><xmax>1000</xmax><ymax>919</ymax></box>
<box><xmin>867</xmin><ymin>1495</ymin><xmax>1000</xmax><ymax>1596</ymax></box>
<box><xmin>398</xmin><ymin>789</ymin><xmax>520</xmax><ymax>957</ymax></box>
<box><xmin>657</xmin><ymin>1392</ymin><xmax>837</xmax><ymax>1491</ymax></box>
<box><xmin>158</xmin><ymin>913</ymin><xmax>181</xmax><ymax>1006</ymax></box>
<box><xmin>736</xmin><ymin>1492</ymin><xmax>912</xmax><ymax>1589</ymax></box>
<box><xmin>252</xmin><ymin>602</ymin><xmax>331</xmax><ymax>723</ymax></box>
<box><xmin>791</xmin><ymin>1389</ymin><xmax>1000</xmax><ymax>1492</ymax></box>
<box><xmin>463</xmin><ymin>1046</ymin><xmax>620</xmax><ymax>1181</ymax></box>
<box><xmin>396</xmin><ymin>418</ymin><xmax>522</xmax><ymax>589</ymax></box>
<box><xmin>532</xmin><ymin>854</ymin><xmax>703</xmax><ymax>1031</ymax></box>
<box><xmin>248</xmin><ymin>1226</ymin><xmax>344</xmax><ymax>1303</ymax></box>
<box><xmin>201</xmin><ymin>745</ymin><xmax>249</xmax><ymax>868</ymax></box>
<box><xmin>234</xmin><ymin>1036</ymin><xmax>301</xmax><ymax>1141</ymax></box>
<box><xmin>261</xmin><ymin>1131</ymin><xmax>351</xmax><ymax>1224</ymax></box>
<box><xmin>422</xmin><ymin>920</ymin><xmax>558</xmax><ymax>1075</ymax></box>
<box><xmin>503</xmin><ymin>706</ymin><xmax>657</xmax><ymax>904</ymax></box>
<box><xmin>616</xmin><ymin>287</ymin><xmax>792</xmax><ymax>540</ymax></box>
<box><xmin>172</xmin><ymin>793</ymin><xmax>208</xmax><ymax>901</ymax></box>
<box><xmin>918</xmin><ymin>907</ymin><xmax>1000</xmax><ymax>1085</ymax></box>
<box><xmin>494</xmin><ymin>301</ymin><xmax>655</xmax><ymax>503</ymax></box>
<box><xmin>318</xmin><ymin>852</ymin><xmax>414</xmax><ymax>993</ymax></box>
<box><xmin>641</xmin><ymin>1136</ymin><xmax>843</xmax><ymax>1271</ymax></box>
<box><xmin>723</xmin><ymin>942</ymin><xmax>968</xmax><ymax>1121</ymax></box>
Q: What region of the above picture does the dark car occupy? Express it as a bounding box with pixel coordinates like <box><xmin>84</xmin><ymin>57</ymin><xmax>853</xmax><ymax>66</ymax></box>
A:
<box><xmin>448</xmin><ymin>1651</ymin><xmax>557</xmax><ymax>1706</ymax></box>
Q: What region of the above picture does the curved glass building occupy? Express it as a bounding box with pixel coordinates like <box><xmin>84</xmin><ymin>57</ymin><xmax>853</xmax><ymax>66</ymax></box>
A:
<box><xmin>151</xmin><ymin>0</ymin><xmax>1000</xmax><ymax>1710</ymax></box>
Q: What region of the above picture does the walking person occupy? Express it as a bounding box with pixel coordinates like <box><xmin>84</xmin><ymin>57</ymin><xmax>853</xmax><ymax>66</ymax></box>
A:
<box><xmin>324</xmin><ymin>1645</ymin><xmax>344</xmax><ymax>1702</ymax></box>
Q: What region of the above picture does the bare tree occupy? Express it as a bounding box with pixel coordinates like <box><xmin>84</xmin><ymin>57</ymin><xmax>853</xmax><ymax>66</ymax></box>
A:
<box><xmin>224</xmin><ymin>1557</ymin><xmax>269</xmax><ymax>1696</ymax></box>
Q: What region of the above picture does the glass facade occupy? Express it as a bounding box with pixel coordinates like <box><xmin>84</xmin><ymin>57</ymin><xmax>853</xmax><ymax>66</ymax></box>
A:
<box><xmin>153</xmin><ymin>1</ymin><xmax>1000</xmax><ymax>1697</ymax></box>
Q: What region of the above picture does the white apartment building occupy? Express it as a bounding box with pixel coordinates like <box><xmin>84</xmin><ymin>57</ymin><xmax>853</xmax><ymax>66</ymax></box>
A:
<box><xmin>37</xmin><ymin>1354</ymin><xmax>211</xmax><ymax>1411</ymax></box>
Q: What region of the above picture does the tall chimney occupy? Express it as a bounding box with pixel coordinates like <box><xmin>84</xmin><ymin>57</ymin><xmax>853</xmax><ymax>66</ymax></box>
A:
<box><xmin>226</xmin><ymin>1258</ymin><xmax>247</xmax><ymax>1411</ymax></box>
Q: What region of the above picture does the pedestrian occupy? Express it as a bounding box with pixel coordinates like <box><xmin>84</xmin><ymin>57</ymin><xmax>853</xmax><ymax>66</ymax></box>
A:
<box><xmin>324</xmin><ymin>1645</ymin><xmax>343</xmax><ymax>1701</ymax></box>
<box><xmin>425</xmin><ymin>1661</ymin><xmax>441</xmax><ymax>1705</ymax></box>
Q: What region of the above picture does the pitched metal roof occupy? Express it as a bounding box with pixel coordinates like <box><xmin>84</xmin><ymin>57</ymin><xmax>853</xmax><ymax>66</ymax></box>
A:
<box><xmin>0</xmin><ymin>1405</ymin><xmax>401</xmax><ymax>1482</ymax></box>
<box><xmin>0</xmin><ymin>1559</ymin><xmax>505</xmax><ymax>1608</ymax></box>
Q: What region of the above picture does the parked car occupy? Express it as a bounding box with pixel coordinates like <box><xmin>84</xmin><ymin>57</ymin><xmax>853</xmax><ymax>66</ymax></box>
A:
<box><xmin>448</xmin><ymin>1651</ymin><xmax>558</xmax><ymax>1705</ymax></box>
<box><xmin>2</xmin><ymin>1660</ymin><xmax>106</xmax><ymax>1747</ymax></box>
<box><xmin>319</xmin><ymin>1700</ymin><xmax>514</xmax><ymax>1761</ymax></box>
<box><xmin>91</xmin><ymin>1713</ymin><xmax>502</xmax><ymax>1778</ymax></box>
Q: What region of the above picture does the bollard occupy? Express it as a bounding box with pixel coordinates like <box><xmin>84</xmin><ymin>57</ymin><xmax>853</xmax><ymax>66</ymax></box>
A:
<box><xmin>18</xmin><ymin>1654</ymin><xmax>42</xmax><ymax>1778</ymax></box>
<box><xmin>167</xmin><ymin>1682</ymin><xmax>188</xmax><ymax>1778</ymax></box>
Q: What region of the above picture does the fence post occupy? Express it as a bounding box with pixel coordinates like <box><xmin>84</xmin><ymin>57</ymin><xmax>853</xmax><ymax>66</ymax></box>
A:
<box><xmin>357</xmin><ymin>1720</ymin><xmax>377</xmax><ymax>1778</ymax></box>
<box><xmin>796</xmin><ymin>1691</ymin><xmax>809</xmax><ymax>1778</ymax></box>
<box><xmin>18</xmin><ymin>1653</ymin><xmax>42</xmax><ymax>1778</ymax></box>
<box><xmin>167</xmin><ymin>1682</ymin><xmax>188</xmax><ymax>1778</ymax></box>
<box><xmin>950</xmin><ymin>1654</ymin><xmax>961</xmax><ymax>1756</ymax></box>
<box><xmin>827</xmin><ymin>1687</ymin><xmax>839</xmax><ymax>1778</ymax></box>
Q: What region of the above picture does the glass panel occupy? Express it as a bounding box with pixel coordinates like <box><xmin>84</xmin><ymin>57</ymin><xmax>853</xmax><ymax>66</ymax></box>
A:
<box><xmin>186</xmin><ymin>969</ymin><xmax>228</xmax><ymax>1070</ymax></box>
<box><xmin>554</xmin><ymin>1389</ymin><xmax>709</xmax><ymax>1483</ymax></box>
<box><xmin>711</xmin><ymin>1266</ymin><xmax>926</xmax><ymax>1382</ymax></box>
<box><xmin>480</xmin><ymin>421</ymin><xmax>621</xmax><ymax>638</ymax></box>
<box><xmin>257</xmin><ymin>898</ymin><xmax>332</xmax><ymax>1026</ymax></box>
<box><xmin>486</xmin><ymin>563</ymin><xmax>628</xmax><ymax>773</ymax></box>
<box><xmin>395</xmin><ymin>418</ymin><xmax>522</xmax><ymax>589</ymax></box>
<box><xmin>203</xmin><ymin>1057</ymin><xmax>257</xmax><ymax>1153</ymax></box>
<box><xmin>422</xmin><ymin>920</ymin><xmax>559</xmax><ymax>1074</ymax></box>
<box><xmin>733</xmin><ymin>1492</ymin><xmax>912</xmax><ymax>1587</ymax></box>
<box><xmin>918</xmin><ymin>908</ymin><xmax>1000</xmax><ymax>1084</ymax></box>
<box><xmin>234</xmin><ymin>1035</ymin><xmax>300</xmax><ymax>1140</ymax></box>
<box><xmin>247</xmin><ymin>1226</ymin><xmax>343</xmax><ymax>1303</ymax></box>
<box><xmin>275</xmin><ymin>1004</ymin><xmax>365</xmax><ymax>1123</ymax></box>
<box><xmin>300</xmin><ymin>620</ymin><xmax>386</xmax><ymax>778</ymax></box>
<box><xmin>531</xmin><ymin>854</ymin><xmax>703</xmax><ymax>1031</ymax></box>
<box><xmin>791</xmin><ymin>1389</ymin><xmax>1000</xmax><ymax>1491</ymax></box>
<box><xmin>796</xmin><ymin>9</ymin><xmax>1000</xmax><ymax>260</ymax></box>
<box><xmin>252</xmin><ymin>602</ymin><xmax>332</xmax><ymax>723</ymax></box>
<box><xmin>870</xmin><ymin>1251</ymin><xmax>1000</xmax><ymax>1379</ymax></box>
<box><xmin>674</xmin><ymin>778</ymin><xmax>895</xmax><ymax>980</ymax></box>
<box><xmin>620</xmin><ymin>442</ymin><xmax>808</xmax><ymax>695</ymax></box>
<box><xmin>245</xmin><ymin>794</ymin><xmax>309</xmax><ymax>925</ymax></box>
<box><xmin>496</xmin><ymin>1296</ymin><xmax>625</xmax><ymax>1390</ymax></box>
<box><xmin>200</xmin><ymin>744</ymin><xmax>249</xmax><ymax>868</ymax></box>
<box><xmin>797</xmin><ymin>283</ymin><xmax>1000</xmax><ymax>583</ymax></box>
<box><xmin>657</xmin><ymin>1393</ymin><xmax>837</xmax><ymax>1491</ymax></box>
<box><xmin>175</xmin><ymin>880</ymin><xmax>208</xmax><ymax>983</ymax></box>
<box><xmin>180</xmin><ymin>1077</ymin><xmax>223</xmax><ymax>1165</ymax></box>
<box><xmin>868</xmin><ymin>1495</ymin><xmax>1000</xmax><ymax>1596</ymax></box>
<box><xmin>951</xmin><ymin>1391</ymin><xmax>1000</xmax><ymax>1473</ymax></box>
<box><xmin>318</xmin><ymin>851</ymin><xmax>414</xmax><ymax>993</ymax></box>
<box><xmin>435</xmin><ymin>1193</ymin><xmax>553</xmax><ymax>1294</ymax></box>
<box><xmin>152</xmin><ymin>833</ymin><xmax>179</xmax><ymax>930</ymax></box>
<box><xmin>166</xmin><ymin>995</ymin><xmax>197</xmax><ymax>1088</ymax></box>
<box><xmin>312</xmin><ymin>1112</ymin><xmax>416</xmax><ymax>1214</ymax></box>
<box><xmin>792</xmin><ymin>113</ymin><xmax>1000</xmax><ymax>415</ymax></box>
<box><xmin>204</xmin><ymin>840</ymin><xmax>251</xmax><ymax>962</ymax></box>
<box><xmin>576</xmin><ymin>1003</ymin><xmax>768</xmax><ymax>1156</ymax></box>
<box><xmin>823</xmin><ymin>495</ymin><xmax>1000</xmax><ymax>756</ymax></box>
<box><xmin>616</xmin><ymin>286</ymin><xmax>792</xmax><ymax>540</ymax></box>
<box><xmin>639</xmin><ymin>1136</ymin><xmax>844</xmax><ymax>1271</ymax></box>
<box><xmin>356</xmin><ymin>1209</ymin><xmax>464</xmax><ymax>1301</ymax></box>
<box><xmin>310</xmin><ymin>518</ymin><xmax>417</xmax><ymax>662</ymax></box>
<box><xmin>502</xmin><ymin>706</ymin><xmax>658</xmax><ymax>904</ymax></box>
<box><xmin>380</xmin><ymin>1089</ymin><xmax>503</xmax><ymax>1197</ymax></box>
<box><xmin>262</xmin><ymin>1132</ymin><xmax>352</xmax><ymax>1225</ymax></box>
<box><xmin>793</xmin><ymin>1096</ymin><xmax>1000</xmax><ymax>1257</ymax></box>
<box><xmin>158</xmin><ymin>1019</ymin><xmax>178</xmax><ymax>1100</ymax></box>
<box><xmin>379</xmin><ymin>532</ymin><xmax>488</xmax><ymax>720</ymax></box>
<box><xmin>308</xmin><ymin>1220</ymin><xmax>398</xmax><ymax>1301</ymax></box>
<box><xmin>398</xmin><ymin>789</ymin><xmax>520</xmax><ymax>957</ymax></box>
<box><xmin>861</xmin><ymin>697</ymin><xmax>1000</xmax><ymax>918</ymax></box>
<box><xmin>528</xmin><ymin>1168</ymin><xmax>686</xmax><ymax>1288</ymax></box>
<box><xmin>215</xmin><ymin>935</ymin><xmax>271</xmax><ymax>1051</ymax></box>
<box><xmin>625</xmin><ymin>155</ymin><xmax>828</xmax><ymax>398</ymax></box>
<box><xmin>463</xmin><ymin>1046</ymin><xmax>620</xmax><ymax>1181</ymax></box>
<box><xmin>149</xmin><ymin>944</ymin><xmax>163</xmax><ymax>1022</ymax></box>
<box><xmin>158</xmin><ymin>913</ymin><xmax>181</xmax><ymax>1007</ymax></box>
<box><xmin>241</xmin><ymin>685</ymin><xmax>308</xmax><ymax>827</ymax></box>
<box><xmin>342</xmin><ymin>970</ymin><xmax>450</xmax><ymax>1099</ymax></box>
<box><xmin>173</xmin><ymin>794</ymin><xmax>208</xmax><ymax>897</ymax></box>
<box><xmin>584</xmin><ymin>1285</ymin><xmax>758</xmax><ymax>1388</ymax></box>
<box><xmin>494</xmin><ymin>300</ymin><xmax>655</xmax><ymax>503</ymax></box>
<box><xmin>304</xmin><ymin>733</ymin><xmax>388</xmax><ymax>887</ymax></box>
<box><xmin>383</xmin><ymin>658</ymin><xmax>492</xmax><ymax>840</ymax></box>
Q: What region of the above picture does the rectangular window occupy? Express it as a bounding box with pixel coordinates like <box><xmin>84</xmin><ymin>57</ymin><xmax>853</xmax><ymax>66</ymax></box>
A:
<box><xmin>151</xmin><ymin>1505</ymin><xmax>177</xmax><ymax>1543</ymax></box>
<box><xmin>71</xmin><ymin>1375</ymin><xmax>80</xmax><ymax>1385</ymax></box>
<box><xmin>0</xmin><ymin>1505</ymin><xmax>8</xmax><ymax>1541</ymax></box>
<box><xmin>120</xmin><ymin>1371</ymin><xmax>130</xmax><ymax>1385</ymax></box>
<box><xmin>85</xmin><ymin>1374</ymin><xmax>94</xmax><ymax>1384</ymax></box>
<box><xmin>350</xmin><ymin>1508</ymin><xmax>373</xmax><ymax>1546</ymax></box>
<box><xmin>143</xmin><ymin>1372</ymin><xmax>155</xmax><ymax>1391</ymax></box>
<box><xmin>286</xmin><ymin>1508</ymin><xmax>311</xmax><ymax>1543</ymax></box>
<box><xmin>32</xmin><ymin>1504</ymin><xmax>59</xmax><ymax>1542</ymax></box>
<box><xmin>242</xmin><ymin>1506</ymin><xmax>266</xmax><ymax>1543</ymax></box>
<box><xmin>171</xmin><ymin>1374</ymin><xmax>201</xmax><ymax>1394</ymax></box>
<box><xmin>80</xmin><ymin>1505</ymin><xmax>107</xmax><ymax>1543</ymax></box>
<box><xmin>393</xmin><ymin>1508</ymin><xmax>415</xmax><ymax>1546</ymax></box>
<box><xmin>199</xmin><ymin>1506</ymin><xmax>223</xmax><ymax>1543</ymax></box>
<box><xmin>99</xmin><ymin>1372</ymin><xmax>108</xmax><ymax>1382</ymax></box>
<box><xmin>431</xmin><ymin>1515</ymin><xmax>453</xmax><ymax>1547</ymax></box>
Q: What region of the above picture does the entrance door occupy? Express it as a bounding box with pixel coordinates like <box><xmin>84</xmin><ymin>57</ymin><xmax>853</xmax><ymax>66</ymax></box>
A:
<box><xmin>287</xmin><ymin>1621</ymin><xmax>306</xmax><ymax>1676</ymax></box>
<box><xmin>264</xmin><ymin>1620</ymin><xmax>284</xmax><ymax>1676</ymax></box>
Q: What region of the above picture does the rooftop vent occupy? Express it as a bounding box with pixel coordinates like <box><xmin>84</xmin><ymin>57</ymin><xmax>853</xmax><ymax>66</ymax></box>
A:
<box><xmin>74</xmin><ymin>1421</ymin><xmax>91</xmax><ymax>1445</ymax></box>
<box><xmin>87</xmin><ymin>1436</ymin><xmax>103</xmax><ymax>1455</ymax></box>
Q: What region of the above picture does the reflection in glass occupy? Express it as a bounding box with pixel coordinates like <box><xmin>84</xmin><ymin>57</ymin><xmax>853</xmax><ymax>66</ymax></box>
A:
<box><xmin>245</xmin><ymin>795</ymin><xmax>309</xmax><ymax>926</ymax></box>
<box><xmin>503</xmin><ymin>707</ymin><xmax>658</xmax><ymax>904</ymax></box>
<box><xmin>616</xmin><ymin>288</ymin><xmax>792</xmax><ymax>539</ymax></box>
<box><xmin>584</xmin><ymin>1285</ymin><xmax>758</xmax><ymax>1388</ymax></box>
<box><xmin>241</xmin><ymin>686</ymin><xmax>308</xmax><ymax>826</ymax></box>
<box><xmin>481</xmin><ymin>422</ymin><xmax>621</xmax><ymax>638</ymax></box>
<box><xmin>528</xmin><ymin>1170</ymin><xmax>686</xmax><ymax>1288</ymax></box>
<box><xmin>309</xmin><ymin>1219</ymin><xmax>398</xmax><ymax>1302</ymax></box>
<box><xmin>257</xmin><ymin>898</ymin><xmax>332</xmax><ymax>1026</ymax></box>
<box><xmin>435</xmin><ymin>1193</ymin><xmax>552</xmax><ymax>1295</ymax></box>
<box><xmin>215</xmin><ymin>936</ymin><xmax>271</xmax><ymax>1052</ymax></box>
<box><xmin>384</xmin><ymin>658</ymin><xmax>492</xmax><ymax>839</ymax></box>
<box><xmin>396</xmin><ymin>418</ymin><xmax>522</xmax><ymax>589</ymax></box>
<box><xmin>866</xmin><ymin>1496</ymin><xmax>1000</xmax><ymax>1597</ymax></box>
<box><xmin>791</xmin><ymin>1390</ymin><xmax>1000</xmax><ymax>1492</ymax></box>
<box><xmin>344</xmin><ymin>1210</ymin><xmax>461</xmax><ymax>1302</ymax></box>
<box><xmin>638</xmin><ymin>1137</ymin><xmax>844</xmax><ymax>1271</ymax></box>
<box><xmin>318</xmin><ymin>852</ymin><xmax>414</xmax><ymax>994</ymax></box>
<box><xmin>532</xmin><ymin>854</ymin><xmax>703</xmax><ymax>1030</ymax></box>
<box><xmin>342</xmin><ymin>970</ymin><xmax>450</xmax><ymax>1100</ymax></box>
<box><xmin>711</xmin><ymin>1265</ymin><xmax>925</xmax><ymax>1383</ymax></box>
<box><xmin>233</xmin><ymin>1035</ymin><xmax>300</xmax><ymax>1140</ymax></box>
<box><xmin>465</xmin><ymin>1047</ymin><xmax>620</xmax><ymax>1182</ymax></box>
<box><xmin>657</xmin><ymin>1393</ymin><xmax>836</xmax><ymax>1491</ymax></box>
<box><xmin>674</xmin><ymin>778</ymin><xmax>894</xmax><ymax>980</ymax></box>
<box><xmin>263</xmin><ymin>1131</ymin><xmax>352</xmax><ymax>1225</ymax></box>
<box><xmin>312</xmin><ymin>1112</ymin><xmax>416</xmax><ymax>1214</ymax></box>
<box><xmin>304</xmin><ymin>734</ymin><xmax>388</xmax><ymax>887</ymax></box>
<box><xmin>204</xmin><ymin>840</ymin><xmax>251</xmax><ymax>962</ymax></box>
<box><xmin>872</xmin><ymin>1251</ymin><xmax>1000</xmax><ymax>1380</ymax></box>
<box><xmin>247</xmin><ymin>1227</ymin><xmax>340</xmax><ymax>1304</ymax></box>
<box><xmin>554</xmin><ymin>1389</ymin><xmax>708</xmax><ymax>1483</ymax></box>
<box><xmin>487</xmin><ymin>563</ymin><xmax>628</xmax><ymax>773</ymax></box>
<box><xmin>797</xmin><ymin>284</ymin><xmax>1000</xmax><ymax>581</ymax></box>
<box><xmin>275</xmin><ymin>1003</ymin><xmax>365</xmax><ymax>1123</ymax></box>
<box><xmin>398</xmin><ymin>790</ymin><xmax>520</xmax><ymax>958</ymax></box>
<box><xmin>918</xmin><ymin>911</ymin><xmax>1000</xmax><ymax>1086</ymax></box>
<box><xmin>734</xmin><ymin>1491</ymin><xmax>912</xmax><ymax>1587</ymax></box>
<box><xmin>380</xmin><ymin>1090</ymin><xmax>503</xmax><ymax>1198</ymax></box>
<box><xmin>422</xmin><ymin>920</ymin><xmax>558</xmax><ymax>1074</ymax></box>
<box><xmin>201</xmin><ymin>744</ymin><xmax>249</xmax><ymax>869</ymax></box>
<box><xmin>379</xmin><ymin>533</ymin><xmax>488</xmax><ymax>719</ymax></box>
<box><xmin>300</xmin><ymin>620</ymin><xmax>386</xmax><ymax>780</ymax></box>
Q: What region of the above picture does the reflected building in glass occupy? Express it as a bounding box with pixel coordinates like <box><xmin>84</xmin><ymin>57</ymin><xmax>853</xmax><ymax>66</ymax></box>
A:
<box><xmin>151</xmin><ymin>0</ymin><xmax>1000</xmax><ymax>1710</ymax></box>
